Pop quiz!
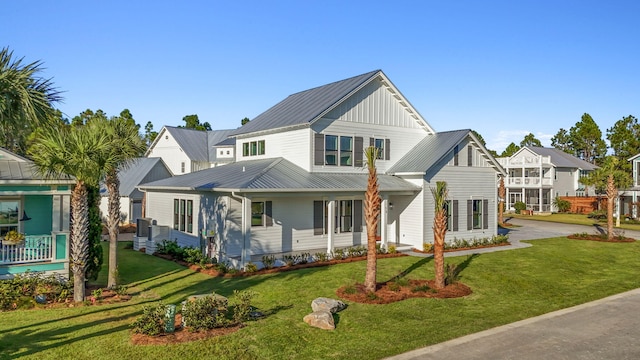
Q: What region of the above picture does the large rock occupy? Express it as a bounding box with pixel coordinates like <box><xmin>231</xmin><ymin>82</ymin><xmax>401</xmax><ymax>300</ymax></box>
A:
<box><xmin>311</xmin><ymin>297</ymin><xmax>346</xmax><ymax>313</ymax></box>
<box><xmin>303</xmin><ymin>311</ymin><xmax>335</xmax><ymax>330</ymax></box>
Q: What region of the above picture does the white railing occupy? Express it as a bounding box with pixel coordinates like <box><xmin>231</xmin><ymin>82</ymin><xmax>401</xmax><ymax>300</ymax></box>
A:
<box><xmin>0</xmin><ymin>235</ymin><xmax>54</xmax><ymax>264</ymax></box>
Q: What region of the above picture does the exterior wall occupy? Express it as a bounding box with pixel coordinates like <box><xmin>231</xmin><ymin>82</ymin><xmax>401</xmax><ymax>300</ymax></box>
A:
<box><xmin>555</xmin><ymin>168</ymin><xmax>579</xmax><ymax>196</ymax></box>
<box><xmin>98</xmin><ymin>197</ymin><xmax>130</xmax><ymax>224</ymax></box>
<box><xmin>23</xmin><ymin>195</ymin><xmax>53</xmax><ymax>236</ymax></box>
<box><xmin>235</xmin><ymin>128</ymin><xmax>312</xmax><ymax>171</ymax></box>
<box><xmin>146</xmin><ymin>130</ymin><xmax>192</xmax><ymax>175</ymax></box>
<box><xmin>394</xmin><ymin>177</ymin><xmax>424</xmax><ymax>247</ymax></box>
<box><xmin>144</xmin><ymin>190</ymin><xmax>202</xmax><ymax>248</ymax></box>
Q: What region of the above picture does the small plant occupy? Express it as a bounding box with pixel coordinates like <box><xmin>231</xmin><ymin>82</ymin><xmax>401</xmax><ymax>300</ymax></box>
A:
<box><xmin>261</xmin><ymin>255</ymin><xmax>276</xmax><ymax>269</ymax></box>
<box><xmin>113</xmin><ymin>285</ymin><xmax>128</xmax><ymax>296</ymax></box>
<box><xmin>3</xmin><ymin>230</ymin><xmax>25</xmax><ymax>245</ymax></box>
<box><xmin>91</xmin><ymin>288</ymin><xmax>103</xmax><ymax>300</ymax></box>
<box><xmin>411</xmin><ymin>284</ymin><xmax>433</xmax><ymax>293</ymax></box>
<box><xmin>314</xmin><ymin>252</ymin><xmax>329</xmax><ymax>262</ymax></box>
<box><xmin>332</xmin><ymin>248</ymin><xmax>345</xmax><ymax>260</ymax></box>
<box><xmin>552</xmin><ymin>196</ymin><xmax>571</xmax><ymax>213</ymax></box>
<box><xmin>156</xmin><ymin>239</ymin><xmax>185</xmax><ymax>260</ymax></box>
<box><xmin>232</xmin><ymin>290</ymin><xmax>256</xmax><ymax>324</ymax></box>
<box><xmin>245</xmin><ymin>262</ymin><xmax>258</xmax><ymax>273</ymax></box>
<box><xmin>395</xmin><ymin>277</ymin><xmax>409</xmax><ymax>287</ymax></box>
<box><xmin>423</xmin><ymin>242</ymin><xmax>433</xmax><ymax>253</ymax></box>
<box><xmin>343</xmin><ymin>284</ymin><xmax>357</xmax><ymax>295</ymax></box>
<box><xmin>216</xmin><ymin>261</ymin><xmax>230</xmax><ymax>274</ymax></box>
<box><xmin>366</xmin><ymin>292</ymin><xmax>378</xmax><ymax>300</ymax></box>
<box><xmin>376</xmin><ymin>244</ymin><xmax>387</xmax><ymax>255</ymax></box>
<box><xmin>514</xmin><ymin>201</ymin><xmax>526</xmax><ymax>213</ymax></box>
<box><xmin>388</xmin><ymin>282</ymin><xmax>401</xmax><ymax>292</ymax></box>
<box><xmin>131</xmin><ymin>302</ymin><xmax>166</xmax><ymax>336</ymax></box>
<box><xmin>182</xmin><ymin>294</ymin><xmax>229</xmax><ymax>331</ymax></box>
<box><xmin>298</xmin><ymin>252</ymin><xmax>311</xmax><ymax>264</ymax></box>
<box><xmin>444</xmin><ymin>263</ymin><xmax>461</xmax><ymax>285</ymax></box>
<box><xmin>388</xmin><ymin>245</ymin><xmax>397</xmax><ymax>254</ymax></box>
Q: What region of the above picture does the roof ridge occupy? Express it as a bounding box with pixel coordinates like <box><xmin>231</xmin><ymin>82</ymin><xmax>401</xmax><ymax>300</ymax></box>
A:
<box><xmin>287</xmin><ymin>69</ymin><xmax>381</xmax><ymax>97</ymax></box>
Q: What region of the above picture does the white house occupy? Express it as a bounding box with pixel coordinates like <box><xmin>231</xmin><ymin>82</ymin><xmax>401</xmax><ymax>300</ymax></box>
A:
<box><xmin>619</xmin><ymin>153</ymin><xmax>640</xmax><ymax>219</ymax></box>
<box><xmin>497</xmin><ymin>146</ymin><xmax>598</xmax><ymax>212</ymax></box>
<box><xmin>145</xmin><ymin>126</ymin><xmax>236</xmax><ymax>175</ymax></box>
<box><xmin>98</xmin><ymin>157</ymin><xmax>172</xmax><ymax>224</ymax></box>
<box><xmin>139</xmin><ymin>70</ymin><xmax>505</xmax><ymax>268</ymax></box>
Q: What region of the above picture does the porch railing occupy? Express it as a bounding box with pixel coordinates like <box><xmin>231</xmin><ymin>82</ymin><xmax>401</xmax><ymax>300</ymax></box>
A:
<box><xmin>0</xmin><ymin>235</ymin><xmax>54</xmax><ymax>264</ymax></box>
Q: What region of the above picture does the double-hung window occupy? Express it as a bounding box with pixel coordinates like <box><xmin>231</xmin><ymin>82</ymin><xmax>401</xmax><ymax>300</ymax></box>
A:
<box><xmin>313</xmin><ymin>200</ymin><xmax>362</xmax><ymax>235</ymax></box>
<box><xmin>251</xmin><ymin>201</ymin><xmax>273</xmax><ymax>227</ymax></box>
<box><xmin>325</xmin><ymin>135</ymin><xmax>338</xmax><ymax>165</ymax></box>
<box><xmin>467</xmin><ymin>199</ymin><xmax>489</xmax><ymax>230</ymax></box>
<box><xmin>173</xmin><ymin>199</ymin><xmax>194</xmax><ymax>233</ymax></box>
<box><xmin>0</xmin><ymin>200</ymin><xmax>19</xmax><ymax>237</ymax></box>
<box><xmin>340</xmin><ymin>136</ymin><xmax>353</xmax><ymax>166</ymax></box>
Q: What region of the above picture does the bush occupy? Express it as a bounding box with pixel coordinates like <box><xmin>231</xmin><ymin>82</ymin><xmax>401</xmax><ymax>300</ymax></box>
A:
<box><xmin>314</xmin><ymin>252</ymin><xmax>329</xmax><ymax>262</ymax></box>
<box><xmin>156</xmin><ymin>239</ymin><xmax>185</xmax><ymax>260</ymax></box>
<box><xmin>514</xmin><ymin>201</ymin><xmax>526</xmax><ymax>213</ymax></box>
<box><xmin>588</xmin><ymin>210</ymin><xmax>607</xmax><ymax>220</ymax></box>
<box><xmin>245</xmin><ymin>262</ymin><xmax>258</xmax><ymax>273</ymax></box>
<box><xmin>445</xmin><ymin>263</ymin><xmax>461</xmax><ymax>285</ymax></box>
<box><xmin>553</xmin><ymin>196</ymin><xmax>571</xmax><ymax>213</ymax></box>
<box><xmin>261</xmin><ymin>255</ymin><xmax>276</xmax><ymax>269</ymax></box>
<box><xmin>182</xmin><ymin>294</ymin><xmax>229</xmax><ymax>331</ymax></box>
<box><xmin>232</xmin><ymin>290</ymin><xmax>256</xmax><ymax>324</ymax></box>
<box><xmin>388</xmin><ymin>245</ymin><xmax>397</xmax><ymax>254</ymax></box>
<box><xmin>0</xmin><ymin>272</ymin><xmax>71</xmax><ymax>310</ymax></box>
<box><xmin>422</xmin><ymin>242</ymin><xmax>433</xmax><ymax>253</ymax></box>
<box><xmin>131</xmin><ymin>302</ymin><xmax>166</xmax><ymax>336</ymax></box>
<box><xmin>183</xmin><ymin>247</ymin><xmax>207</xmax><ymax>267</ymax></box>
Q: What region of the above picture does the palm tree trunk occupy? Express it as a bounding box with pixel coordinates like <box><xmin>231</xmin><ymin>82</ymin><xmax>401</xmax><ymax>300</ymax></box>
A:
<box><xmin>70</xmin><ymin>182</ymin><xmax>89</xmax><ymax>302</ymax></box>
<box><xmin>498</xmin><ymin>176</ymin><xmax>506</xmax><ymax>225</ymax></box>
<box><xmin>433</xmin><ymin>211</ymin><xmax>446</xmax><ymax>289</ymax></box>
<box><xmin>363</xmin><ymin>148</ymin><xmax>381</xmax><ymax>294</ymax></box>
<box><xmin>106</xmin><ymin>170</ymin><xmax>120</xmax><ymax>288</ymax></box>
<box><xmin>606</xmin><ymin>174</ymin><xmax>616</xmax><ymax>240</ymax></box>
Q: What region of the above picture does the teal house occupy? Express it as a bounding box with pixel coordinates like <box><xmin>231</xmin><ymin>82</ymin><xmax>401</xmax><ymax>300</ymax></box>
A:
<box><xmin>0</xmin><ymin>148</ymin><xmax>73</xmax><ymax>279</ymax></box>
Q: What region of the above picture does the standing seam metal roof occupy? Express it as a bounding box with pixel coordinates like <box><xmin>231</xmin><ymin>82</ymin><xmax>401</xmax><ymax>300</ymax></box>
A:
<box><xmin>527</xmin><ymin>146</ymin><xmax>598</xmax><ymax>170</ymax></box>
<box><xmin>387</xmin><ymin>130</ymin><xmax>471</xmax><ymax>174</ymax></box>
<box><xmin>230</xmin><ymin>70</ymin><xmax>381</xmax><ymax>136</ymax></box>
<box><xmin>139</xmin><ymin>157</ymin><xmax>419</xmax><ymax>193</ymax></box>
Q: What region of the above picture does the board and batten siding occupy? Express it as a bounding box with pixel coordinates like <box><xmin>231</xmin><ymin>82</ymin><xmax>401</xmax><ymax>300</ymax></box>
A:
<box><xmin>235</xmin><ymin>128</ymin><xmax>312</xmax><ymax>171</ymax></box>
<box><xmin>310</xmin><ymin>120</ymin><xmax>428</xmax><ymax>174</ymax></box>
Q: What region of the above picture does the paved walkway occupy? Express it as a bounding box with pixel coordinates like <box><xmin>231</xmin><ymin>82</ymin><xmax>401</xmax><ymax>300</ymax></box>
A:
<box><xmin>389</xmin><ymin>219</ymin><xmax>640</xmax><ymax>360</ymax></box>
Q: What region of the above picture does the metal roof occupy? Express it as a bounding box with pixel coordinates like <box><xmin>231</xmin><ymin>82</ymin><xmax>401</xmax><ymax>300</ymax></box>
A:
<box><xmin>164</xmin><ymin>126</ymin><xmax>209</xmax><ymax>161</ymax></box>
<box><xmin>139</xmin><ymin>157</ymin><xmax>420</xmax><ymax>193</ymax></box>
<box><xmin>207</xmin><ymin>129</ymin><xmax>235</xmax><ymax>161</ymax></box>
<box><xmin>527</xmin><ymin>147</ymin><xmax>599</xmax><ymax>170</ymax></box>
<box><xmin>230</xmin><ymin>70</ymin><xmax>382</xmax><ymax>136</ymax></box>
<box><xmin>0</xmin><ymin>160</ymin><xmax>74</xmax><ymax>182</ymax></box>
<box><xmin>100</xmin><ymin>157</ymin><xmax>171</xmax><ymax>197</ymax></box>
<box><xmin>387</xmin><ymin>129</ymin><xmax>471</xmax><ymax>174</ymax></box>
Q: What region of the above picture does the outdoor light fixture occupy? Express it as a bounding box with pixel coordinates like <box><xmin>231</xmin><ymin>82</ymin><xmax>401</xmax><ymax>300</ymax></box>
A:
<box><xmin>389</xmin><ymin>203</ymin><xmax>394</xmax><ymax>210</ymax></box>
<box><xmin>19</xmin><ymin>210</ymin><xmax>31</xmax><ymax>221</ymax></box>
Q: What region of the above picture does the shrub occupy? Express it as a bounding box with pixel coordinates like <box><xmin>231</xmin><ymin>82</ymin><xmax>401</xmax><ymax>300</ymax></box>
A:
<box><xmin>395</xmin><ymin>277</ymin><xmax>409</xmax><ymax>287</ymax></box>
<box><xmin>0</xmin><ymin>272</ymin><xmax>71</xmax><ymax>310</ymax></box>
<box><xmin>131</xmin><ymin>302</ymin><xmax>166</xmax><ymax>336</ymax></box>
<box><xmin>422</xmin><ymin>242</ymin><xmax>433</xmax><ymax>253</ymax></box>
<box><xmin>261</xmin><ymin>255</ymin><xmax>276</xmax><ymax>269</ymax></box>
<box><xmin>411</xmin><ymin>284</ymin><xmax>433</xmax><ymax>293</ymax></box>
<box><xmin>183</xmin><ymin>247</ymin><xmax>207</xmax><ymax>267</ymax></box>
<box><xmin>156</xmin><ymin>239</ymin><xmax>185</xmax><ymax>260</ymax></box>
<box><xmin>388</xmin><ymin>245</ymin><xmax>397</xmax><ymax>254</ymax></box>
<box><xmin>332</xmin><ymin>248</ymin><xmax>345</xmax><ymax>260</ymax></box>
<box><xmin>244</xmin><ymin>262</ymin><xmax>258</xmax><ymax>273</ymax></box>
<box><xmin>182</xmin><ymin>294</ymin><xmax>229</xmax><ymax>331</ymax></box>
<box><xmin>553</xmin><ymin>196</ymin><xmax>571</xmax><ymax>213</ymax></box>
<box><xmin>314</xmin><ymin>252</ymin><xmax>329</xmax><ymax>262</ymax></box>
<box><xmin>588</xmin><ymin>210</ymin><xmax>607</xmax><ymax>220</ymax></box>
<box><xmin>514</xmin><ymin>201</ymin><xmax>526</xmax><ymax>213</ymax></box>
<box><xmin>343</xmin><ymin>284</ymin><xmax>357</xmax><ymax>294</ymax></box>
<box><xmin>231</xmin><ymin>290</ymin><xmax>256</xmax><ymax>324</ymax></box>
<box><xmin>298</xmin><ymin>252</ymin><xmax>311</xmax><ymax>264</ymax></box>
<box><xmin>376</xmin><ymin>244</ymin><xmax>387</xmax><ymax>255</ymax></box>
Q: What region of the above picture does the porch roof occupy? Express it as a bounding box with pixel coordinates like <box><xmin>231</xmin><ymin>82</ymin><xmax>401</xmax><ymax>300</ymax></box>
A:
<box><xmin>0</xmin><ymin>160</ymin><xmax>74</xmax><ymax>184</ymax></box>
<box><xmin>138</xmin><ymin>157</ymin><xmax>420</xmax><ymax>194</ymax></box>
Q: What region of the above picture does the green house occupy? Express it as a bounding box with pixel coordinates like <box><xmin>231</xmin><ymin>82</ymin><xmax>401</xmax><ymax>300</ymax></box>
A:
<box><xmin>0</xmin><ymin>148</ymin><xmax>74</xmax><ymax>279</ymax></box>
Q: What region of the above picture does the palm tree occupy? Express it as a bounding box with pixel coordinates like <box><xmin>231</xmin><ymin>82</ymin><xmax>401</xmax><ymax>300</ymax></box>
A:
<box><xmin>580</xmin><ymin>156</ymin><xmax>632</xmax><ymax>240</ymax></box>
<box><xmin>97</xmin><ymin>113</ymin><xmax>146</xmax><ymax>288</ymax></box>
<box><xmin>430</xmin><ymin>181</ymin><xmax>448</xmax><ymax>289</ymax></box>
<box><xmin>363</xmin><ymin>146</ymin><xmax>381</xmax><ymax>294</ymax></box>
<box><xmin>498</xmin><ymin>175</ymin><xmax>506</xmax><ymax>225</ymax></box>
<box><xmin>29</xmin><ymin>123</ymin><xmax>108</xmax><ymax>302</ymax></box>
<box><xmin>0</xmin><ymin>47</ymin><xmax>62</xmax><ymax>155</ymax></box>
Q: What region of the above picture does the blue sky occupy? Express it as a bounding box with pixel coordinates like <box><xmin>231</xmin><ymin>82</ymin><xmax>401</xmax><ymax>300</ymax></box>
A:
<box><xmin>5</xmin><ymin>1</ymin><xmax>640</xmax><ymax>153</ymax></box>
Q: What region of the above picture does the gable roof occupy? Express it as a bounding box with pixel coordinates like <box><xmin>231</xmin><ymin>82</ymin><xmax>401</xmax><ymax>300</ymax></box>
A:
<box><xmin>628</xmin><ymin>153</ymin><xmax>640</xmax><ymax>162</ymax></box>
<box><xmin>231</xmin><ymin>70</ymin><xmax>433</xmax><ymax>137</ymax></box>
<box><xmin>526</xmin><ymin>146</ymin><xmax>598</xmax><ymax>170</ymax></box>
<box><xmin>101</xmin><ymin>157</ymin><xmax>171</xmax><ymax>197</ymax></box>
<box><xmin>387</xmin><ymin>129</ymin><xmax>506</xmax><ymax>175</ymax></box>
<box><xmin>0</xmin><ymin>148</ymin><xmax>74</xmax><ymax>183</ymax></box>
<box><xmin>146</xmin><ymin>126</ymin><xmax>236</xmax><ymax>163</ymax></box>
<box><xmin>139</xmin><ymin>157</ymin><xmax>419</xmax><ymax>193</ymax></box>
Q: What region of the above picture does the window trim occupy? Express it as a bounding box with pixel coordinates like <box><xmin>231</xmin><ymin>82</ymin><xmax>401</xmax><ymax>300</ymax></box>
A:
<box><xmin>251</xmin><ymin>201</ymin><xmax>273</xmax><ymax>228</ymax></box>
<box><xmin>242</xmin><ymin>140</ymin><xmax>265</xmax><ymax>157</ymax></box>
<box><xmin>0</xmin><ymin>199</ymin><xmax>20</xmax><ymax>237</ymax></box>
<box><xmin>173</xmin><ymin>198</ymin><xmax>194</xmax><ymax>233</ymax></box>
<box><xmin>313</xmin><ymin>199</ymin><xmax>362</xmax><ymax>235</ymax></box>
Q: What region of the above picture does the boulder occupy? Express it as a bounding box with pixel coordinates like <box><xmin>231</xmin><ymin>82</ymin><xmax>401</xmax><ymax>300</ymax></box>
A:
<box><xmin>303</xmin><ymin>311</ymin><xmax>335</xmax><ymax>330</ymax></box>
<box><xmin>311</xmin><ymin>297</ymin><xmax>346</xmax><ymax>313</ymax></box>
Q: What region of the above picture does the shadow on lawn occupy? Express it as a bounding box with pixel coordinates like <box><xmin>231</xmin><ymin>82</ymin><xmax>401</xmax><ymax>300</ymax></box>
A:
<box><xmin>385</xmin><ymin>254</ymin><xmax>479</xmax><ymax>283</ymax></box>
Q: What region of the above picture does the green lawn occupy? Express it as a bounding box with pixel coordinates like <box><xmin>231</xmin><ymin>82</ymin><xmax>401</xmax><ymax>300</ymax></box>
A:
<box><xmin>509</xmin><ymin>212</ymin><xmax>640</xmax><ymax>231</ymax></box>
<box><xmin>2</xmin><ymin>239</ymin><xmax>640</xmax><ymax>360</ymax></box>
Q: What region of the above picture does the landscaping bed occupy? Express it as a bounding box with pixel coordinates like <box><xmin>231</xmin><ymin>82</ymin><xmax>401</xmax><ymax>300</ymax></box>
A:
<box><xmin>567</xmin><ymin>234</ymin><xmax>636</xmax><ymax>243</ymax></box>
<box><xmin>337</xmin><ymin>279</ymin><xmax>472</xmax><ymax>304</ymax></box>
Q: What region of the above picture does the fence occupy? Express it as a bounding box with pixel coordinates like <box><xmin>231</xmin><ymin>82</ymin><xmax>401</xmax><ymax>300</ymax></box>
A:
<box><xmin>0</xmin><ymin>235</ymin><xmax>54</xmax><ymax>264</ymax></box>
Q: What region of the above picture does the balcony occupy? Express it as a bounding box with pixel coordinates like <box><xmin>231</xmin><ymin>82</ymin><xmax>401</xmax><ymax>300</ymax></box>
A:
<box><xmin>0</xmin><ymin>235</ymin><xmax>55</xmax><ymax>265</ymax></box>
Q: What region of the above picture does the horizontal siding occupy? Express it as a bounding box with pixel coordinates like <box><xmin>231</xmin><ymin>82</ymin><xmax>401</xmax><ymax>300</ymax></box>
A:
<box><xmin>394</xmin><ymin>177</ymin><xmax>423</xmax><ymax>248</ymax></box>
<box><xmin>235</xmin><ymin>128</ymin><xmax>312</xmax><ymax>171</ymax></box>
<box><xmin>147</xmin><ymin>132</ymin><xmax>191</xmax><ymax>175</ymax></box>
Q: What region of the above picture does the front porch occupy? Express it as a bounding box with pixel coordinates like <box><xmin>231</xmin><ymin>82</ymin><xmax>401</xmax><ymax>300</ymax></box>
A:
<box><xmin>0</xmin><ymin>233</ymin><xmax>70</xmax><ymax>279</ymax></box>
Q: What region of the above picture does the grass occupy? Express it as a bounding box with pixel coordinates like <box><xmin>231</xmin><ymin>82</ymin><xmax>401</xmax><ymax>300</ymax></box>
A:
<box><xmin>509</xmin><ymin>212</ymin><xmax>640</xmax><ymax>231</ymax></box>
<box><xmin>1</xmin><ymin>239</ymin><xmax>640</xmax><ymax>359</ymax></box>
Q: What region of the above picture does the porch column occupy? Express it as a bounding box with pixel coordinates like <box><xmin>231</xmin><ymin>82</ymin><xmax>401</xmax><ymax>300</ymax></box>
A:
<box><xmin>616</xmin><ymin>196</ymin><xmax>621</xmax><ymax>227</ymax></box>
<box><xmin>240</xmin><ymin>196</ymin><xmax>252</xmax><ymax>267</ymax></box>
<box><xmin>327</xmin><ymin>197</ymin><xmax>335</xmax><ymax>254</ymax></box>
<box><xmin>380</xmin><ymin>195</ymin><xmax>389</xmax><ymax>250</ymax></box>
<box><xmin>539</xmin><ymin>188</ymin><xmax>543</xmax><ymax>212</ymax></box>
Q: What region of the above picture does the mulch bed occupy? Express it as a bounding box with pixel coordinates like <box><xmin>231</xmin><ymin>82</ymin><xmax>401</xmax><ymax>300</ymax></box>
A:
<box><xmin>337</xmin><ymin>279</ymin><xmax>472</xmax><ymax>304</ymax></box>
<box><xmin>566</xmin><ymin>234</ymin><xmax>636</xmax><ymax>243</ymax></box>
<box><xmin>154</xmin><ymin>252</ymin><xmax>408</xmax><ymax>278</ymax></box>
<box><xmin>131</xmin><ymin>314</ymin><xmax>243</xmax><ymax>345</ymax></box>
<box><xmin>411</xmin><ymin>242</ymin><xmax>511</xmax><ymax>254</ymax></box>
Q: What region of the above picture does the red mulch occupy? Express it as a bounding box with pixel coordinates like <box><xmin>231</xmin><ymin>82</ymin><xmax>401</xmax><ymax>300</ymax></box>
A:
<box><xmin>411</xmin><ymin>242</ymin><xmax>511</xmax><ymax>254</ymax></box>
<box><xmin>337</xmin><ymin>279</ymin><xmax>472</xmax><ymax>304</ymax></box>
<box><xmin>131</xmin><ymin>314</ymin><xmax>243</xmax><ymax>345</ymax></box>
<box><xmin>566</xmin><ymin>234</ymin><xmax>636</xmax><ymax>243</ymax></box>
<box><xmin>154</xmin><ymin>252</ymin><xmax>409</xmax><ymax>278</ymax></box>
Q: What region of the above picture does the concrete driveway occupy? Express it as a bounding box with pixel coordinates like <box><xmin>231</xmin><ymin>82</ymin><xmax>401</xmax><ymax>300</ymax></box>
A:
<box><xmin>388</xmin><ymin>218</ymin><xmax>640</xmax><ymax>360</ymax></box>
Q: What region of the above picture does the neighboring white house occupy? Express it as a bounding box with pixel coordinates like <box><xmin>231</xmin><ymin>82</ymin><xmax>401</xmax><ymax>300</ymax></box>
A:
<box><xmin>99</xmin><ymin>157</ymin><xmax>172</xmax><ymax>224</ymax></box>
<box><xmin>139</xmin><ymin>70</ymin><xmax>506</xmax><ymax>268</ymax></box>
<box><xmin>619</xmin><ymin>153</ymin><xmax>640</xmax><ymax>219</ymax></box>
<box><xmin>497</xmin><ymin>146</ymin><xmax>598</xmax><ymax>212</ymax></box>
<box><xmin>145</xmin><ymin>126</ymin><xmax>236</xmax><ymax>175</ymax></box>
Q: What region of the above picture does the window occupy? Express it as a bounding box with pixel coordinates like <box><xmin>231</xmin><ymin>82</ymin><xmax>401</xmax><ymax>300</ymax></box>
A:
<box><xmin>325</xmin><ymin>135</ymin><xmax>338</xmax><ymax>165</ymax></box>
<box><xmin>173</xmin><ymin>199</ymin><xmax>193</xmax><ymax>233</ymax></box>
<box><xmin>467</xmin><ymin>146</ymin><xmax>473</xmax><ymax>167</ymax></box>
<box><xmin>0</xmin><ymin>200</ymin><xmax>19</xmax><ymax>237</ymax></box>
<box><xmin>374</xmin><ymin>139</ymin><xmax>384</xmax><ymax>159</ymax></box>
<box><xmin>467</xmin><ymin>199</ymin><xmax>489</xmax><ymax>230</ymax></box>
<box><xmin>369</xmin><ymin>138</ymin><xmax>391</xmax><ymax>160</ymax></box>
<box><xmin>251</xmin><ymin>201</ymin><xmax>273</xmax><ymax>227</ymax></box>
<box><xmin>453</xmin><ymin>145</ymin><xmax>459</xmax><ymax>166</ymax></box>
<box><xmin>340</xmin><ymin>136</ymin><xmax>353</xmax><ymax>166</ymax></box>
<box><xmin>242</xmin><ymin>140</ymin><xmax>265</xmax><ymax>157</ymax></box>
<box><xmin>181</xmin><ymin>162</ymin><xmax>186</xmax><ymax>173</ymax></box>
<box><xmin>313</xmin><ymin>200</ymin><xmax>362</xmax><ymax>235</ymax></box>
<box><xmin>444</xmin><ymin>200</ymin><xmax>458</xmax><ymax>232</ymax></box>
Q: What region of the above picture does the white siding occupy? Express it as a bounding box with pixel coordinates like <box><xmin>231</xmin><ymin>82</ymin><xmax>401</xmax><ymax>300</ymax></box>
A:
<box><xmin>394</xmin><ymin>177</ymin><xmax>424</xmax><ymax>248</ymax></box>
<box><xmin>147</xmin><ymin>130</ymin><xmax>191</xmax><ymax>175</ymax></box>
<box><xmin>144</xmin><ymin>190</ymin><xmax>202</xmax><ymax>248</ymax></box>
<box><xmin>235</xmin><ymin>128</ymin><xmax>312</xmax><ymax>171</ymax></box>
